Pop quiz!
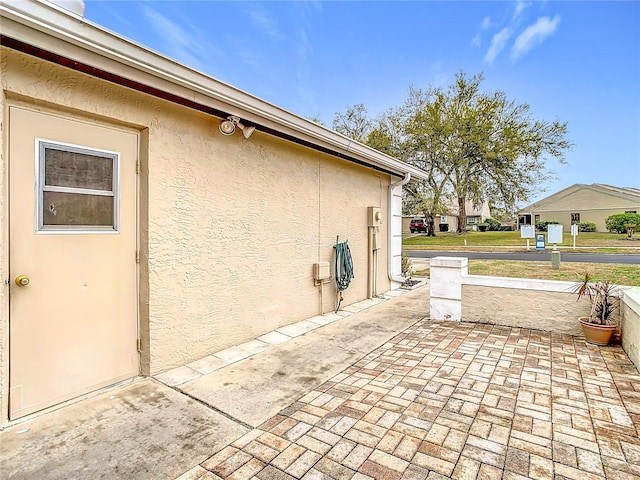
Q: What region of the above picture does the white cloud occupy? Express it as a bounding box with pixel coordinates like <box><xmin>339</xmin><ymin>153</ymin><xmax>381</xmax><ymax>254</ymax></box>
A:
<box><xmin>142</xmin><ymin>5</ymin><xmax>191</xmax><ymax>49</ymax></box>
<box><xmin>511</xmin><ymin>15</ymin><xmax>561</xmax><ymax>61</ymax></box>
<box><xmin>141</xmin><ymin>5</ymin><xmax>212</xmax><ymax>71</ymax></box>
<box><xmin>513</xmin><ymin>0</ymin><xmax>532</xmax><ymax>20</ymax></box>
<box><xmin>295</xmin><ymin>27</ymin><xmax>315</xmax><ymax>103</ymax></box>
<box><xmin>291</xmin><ymin>1</ymin><xmax>322</xmax><ymax>113</ymax></box>
<box><xmin>471</xmin><ymin>16</ymin><xmax>492</xmax><ymax>48</ymax></box>
<box><xmin>297</xmin><ymin>0</ymin><xmax>323</xmax><ymax>18</ymax></box>
<box><xmin>246</xmin><ymin>6</ymin><xmax>284</xmax><ymax>41</ymax></box>
<box><xmin>484</xmin><ymin>27</ymin><xmax>512</xmax><ymax>64</ymax></box>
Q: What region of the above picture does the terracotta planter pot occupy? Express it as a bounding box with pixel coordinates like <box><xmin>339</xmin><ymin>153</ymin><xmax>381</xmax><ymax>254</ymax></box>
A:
<box><xmin>579</xmin><ymin>317</ymin><xmax>616</xmax><ymax>345</ymax></box>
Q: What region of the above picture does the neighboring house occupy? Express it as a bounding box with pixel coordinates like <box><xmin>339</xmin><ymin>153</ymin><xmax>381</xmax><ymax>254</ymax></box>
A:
<box><xmin>402</xmin><ymin>200</ymin><xmax>491</xmax><ymax>233</ymax></box>
<box><xmin>0</xmin><ymin>0</ymin><xmax>428</xmax><ymax>424</ymax></box>
<box><xmin>434</xmin><ymin>200</ymin><xmax>491</xmax><ymax>232</ymax></box>
<box><xmin>440</xmin><ymin>200</ymin><xmax>492</xmax><ymax>231</ymax></box>
<box><xmin>518</xmin><ymin>184</ymin><xmax>640</xmax><ymax>232</ymax></box>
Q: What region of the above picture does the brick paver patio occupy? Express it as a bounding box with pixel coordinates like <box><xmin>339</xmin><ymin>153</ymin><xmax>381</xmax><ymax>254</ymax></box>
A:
<box><xmin>187</xmin><ymin>321</ymin><xmax>640</xmax><ymax>480</ymax></box>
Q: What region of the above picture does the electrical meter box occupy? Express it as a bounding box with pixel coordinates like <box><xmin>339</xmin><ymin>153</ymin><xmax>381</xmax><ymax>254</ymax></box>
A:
<box><xmin>313</xmin><ymin>261</ymin><xmax>330</xmax><ymax>281</ymax></box>
<box><xmin>367</xmin><ymin>206</ymin><xmax>382</xmax><ymax>227</ymax></box>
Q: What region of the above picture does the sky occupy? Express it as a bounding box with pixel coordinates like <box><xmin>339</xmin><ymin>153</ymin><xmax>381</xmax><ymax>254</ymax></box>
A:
<box><xmin>83</xmin><ymin>0</ymin><xmax>640</xmax><ymax>205</ymax></box>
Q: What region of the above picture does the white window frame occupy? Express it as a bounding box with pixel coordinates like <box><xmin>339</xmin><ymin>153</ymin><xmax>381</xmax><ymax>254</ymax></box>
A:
<box><xmin>35</xmin><ymin>139</ymin><xmax>120</xmax><ymax>234</ymax></box>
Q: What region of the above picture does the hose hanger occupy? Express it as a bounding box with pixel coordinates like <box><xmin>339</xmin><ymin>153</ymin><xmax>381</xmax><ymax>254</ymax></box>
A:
<box><xmin>334</xmin><ymin>236</ymin><xmax>354</xmax><ymax>312</ymax></box>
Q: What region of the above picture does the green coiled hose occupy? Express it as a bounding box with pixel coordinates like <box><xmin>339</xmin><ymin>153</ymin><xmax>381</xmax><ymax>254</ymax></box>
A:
<box><xmin>335</xmin><ymin>240</ymin><xmax>354</xmax><ymax>311</ymax></box>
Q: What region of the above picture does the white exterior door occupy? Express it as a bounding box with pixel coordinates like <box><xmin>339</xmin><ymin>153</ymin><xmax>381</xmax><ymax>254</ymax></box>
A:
<box><xmin>9</xmin><ymin>107</ymin><xmax>139</xmax><ymax>419</ymax></box>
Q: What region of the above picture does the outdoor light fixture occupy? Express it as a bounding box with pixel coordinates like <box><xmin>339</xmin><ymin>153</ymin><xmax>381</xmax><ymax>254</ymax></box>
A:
<box><xmin>219</xmin><ymin>115</ymin><xmax>256</xmax><ymax>139</ymax></box>
<box><xmin>219</xmin><ymin>118</ymin><xmax>235</xmax><ymax>135</ymax></box>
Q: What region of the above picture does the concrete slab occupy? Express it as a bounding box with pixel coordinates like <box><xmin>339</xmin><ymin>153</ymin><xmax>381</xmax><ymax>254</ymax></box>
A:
<box><xmin>350</xmin><ymin>299</ymin><xmax>379</xmax><ymax>310</ymax></box>
<box><xmin>383</xmin><ymin>289</ymin><xmax>406</xmax><ymax>297</ymax></box>
<box><xmin>306</xmin><ymin>312</ymin><xmax>342</xmax><ymax>326</ymax></box>
<box><xmin>340</xmin><ymin>303</ymin><xmax>365</xmax><ymax>313</ymax></box>
<box><xmin>212</xmin><ymin>339</ymin><xmax>268</xmax><ymax>364</ymax></box>
<box><xmin>155</xmin><ymin>365</ymin><xmax>202</xmax><ymax>387</ymax></box>
<box><xmin>275</xmin><ymin>319</ymin><xmax>320</xmax><ymax>337</ymax></box>
<box><xmin>256</xmin><ymin>330</ymin><xmax>291</xmax><ymax>346</ymax></box>
<box><xmin>187</xmin><ymin>355</ymin><xmax>227</xmax><ymax>375</ymax></box>
<box><xmin>178</xmin><ymin>287</ymin><xmax>429</xmax><ymax>428</ymax></box>
<box><xmin>0</xmin><ymin>379</ymin><xmax>249</xmax><ymax>480</ymax></box>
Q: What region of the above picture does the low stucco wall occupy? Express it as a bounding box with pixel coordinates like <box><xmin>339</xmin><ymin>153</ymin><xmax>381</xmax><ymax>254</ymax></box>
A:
<box><xmin>460</xmin><ymin>275</ymin><xmax>639</xmax><ymax>371</ymax></box>
<box><xmin>431</xmin><ymin>258</ymin><xmax>640</xmax><ymax>372</ymax></box>
<box><xmin>621</xmin><ymin>288</ymin><xmax>640</xmax><ymax>369</ymax></box>
<box><xmin>461</xmin><ymin>276</ymin><xmax>590</xmax><ymax>336</ymax></box>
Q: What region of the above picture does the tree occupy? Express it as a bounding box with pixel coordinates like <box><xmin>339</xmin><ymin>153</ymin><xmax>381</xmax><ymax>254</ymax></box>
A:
<box><xmin>606</xmin><ymin>212</ymin><xmax>640</xmax><ymax>236</ymax></box>
<box><xmin>332</xmin><ymin>104</ymin><xmax>373</xmax><ymax>143</ymax></box>
<box><xmin>408</xmin><ymin>72</ymin><xmax>572</xmax><ymax>232</ymax></box>
<box><xmin>333</xmin><ymin>97</ymin><xmax>452</xmax><ymax>236</ymax></box>
<box><xmin>332</xmin><ymin>72</ymin><xmax>572</xmax><ymax>234</ymax></box>
<box><xmin>307</xmin><ymin>115</ymin><xmax>326</xmax><ymax>126</ymax></box>
<box><xmin>398</xmin><ymin>88</ymin><xmax>454</xmax><ymax>236</ymax></box>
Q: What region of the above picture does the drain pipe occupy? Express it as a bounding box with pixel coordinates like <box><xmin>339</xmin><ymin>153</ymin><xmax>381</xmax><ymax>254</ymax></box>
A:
<box><xmin>388</xmin><ymin>172</ymin><xmax>411</xmax><ymax>284</ymax></box>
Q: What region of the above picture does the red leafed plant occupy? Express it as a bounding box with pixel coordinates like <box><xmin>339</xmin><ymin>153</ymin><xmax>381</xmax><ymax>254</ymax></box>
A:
<box><xmin>572</xmin><ymin>272</ymin><xmax>619</xmax><ymax>325</ymax></box>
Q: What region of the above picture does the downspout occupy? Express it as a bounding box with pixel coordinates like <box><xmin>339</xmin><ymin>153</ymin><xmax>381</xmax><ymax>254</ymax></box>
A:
<box><xmin>388</xmin><ymin>172</ymin><xmax>411</xmax><ymax>283</ymax></box>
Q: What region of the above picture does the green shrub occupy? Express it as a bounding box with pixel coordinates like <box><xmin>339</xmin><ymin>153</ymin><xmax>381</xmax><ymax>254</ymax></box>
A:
<box><xmin>578</xmin><ymin>222</ymin><xmax>596</xmax><ymax>232</ymax></box>
<box><xmin>535</xmin><ymin>220</ymin><xmax>559</xmax><ymax>232</ymax></box>
<box><xmin>606</xmin><ymin>213</ymin><xmax>640</xmax><ymax>233</ymax></box>
<box><xmin>477</xmin><ymin>223</ymin><xmax>488</xmax><ymax>232</ymax></box>
<box><xmin>485</xmin><ymin>217</ymin><xmax>501</xmax><ymax>231</ymax></box>
<box><xmin>498</xmin><ymin>224</ymin><xmax>515</xmax><ymax>231</ymax></box>
<box><xmin>439</xmin><ymin>223</ymin><xmax>449</xmax><ymax>232</ymax></box>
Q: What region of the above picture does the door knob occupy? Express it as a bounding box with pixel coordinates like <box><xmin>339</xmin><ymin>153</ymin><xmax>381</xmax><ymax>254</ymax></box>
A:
<box><xmin>15</xmin><ymin>275</ymin><xmax>30</xmax><ymax>287</ymax></box>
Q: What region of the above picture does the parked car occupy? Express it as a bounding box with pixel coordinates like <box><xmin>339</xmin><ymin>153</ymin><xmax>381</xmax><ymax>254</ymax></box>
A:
<box><xmin>410</xmin><ymin>218</ymin><xmax>427</xmax><ymax>233</ymax></box>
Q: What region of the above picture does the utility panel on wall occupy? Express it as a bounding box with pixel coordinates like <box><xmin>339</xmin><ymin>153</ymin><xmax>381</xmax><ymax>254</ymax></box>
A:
<box><xmin>367</xmin><ymin>207</ymin><xmax>382</xmax><ymax>227</ymax></box>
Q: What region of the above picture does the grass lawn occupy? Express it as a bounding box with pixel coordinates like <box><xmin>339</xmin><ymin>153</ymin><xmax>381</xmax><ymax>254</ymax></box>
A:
<box><xmin>413</xmin><ymin>260</ymin><xmax>640</xmax><ymax>286</ymax></box>
<box><xmin>403</xmin><ymin>230</ymin><xmax>639</xmax><ymax>251</ymax></box>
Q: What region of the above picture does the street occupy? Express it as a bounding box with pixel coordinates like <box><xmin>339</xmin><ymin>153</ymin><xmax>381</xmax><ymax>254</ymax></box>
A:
<box><xmin>405</xmin><ymin>249</ymin><xmax>640</xmax><ymax>265</ymax></box>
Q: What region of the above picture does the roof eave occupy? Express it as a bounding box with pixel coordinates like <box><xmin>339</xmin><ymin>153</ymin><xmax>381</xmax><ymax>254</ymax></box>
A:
<box><xmin>0</xmin><ymin>0</ymin><xmax>429</xmax><ymax>181</ymax></box>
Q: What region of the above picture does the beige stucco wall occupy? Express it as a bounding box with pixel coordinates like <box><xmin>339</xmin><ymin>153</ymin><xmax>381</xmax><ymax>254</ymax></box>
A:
<box><xmin>537</xmin><ymin>209</ymin><xmax>635</xmax><ymax>232</ymax></box>
<box><xmin>621</xmin><ymin>288</ymin><xmax>640</xmax><ymax>371</ymax></box>
<box><xmin>0</xmin><ymin>48</ymin><xmax>392</xmax><ymax>387</ymax></box>
<box><xmin>462</xmin><ymin>284</ymin><xmax>591</xmax><ymax>336</ymax></box>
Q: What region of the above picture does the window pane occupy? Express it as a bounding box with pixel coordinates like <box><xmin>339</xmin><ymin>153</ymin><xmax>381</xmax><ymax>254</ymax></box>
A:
<box><xmin>45</xmin><ymin>148</ymin><xmax>114</xmax><ymax>191</ymax></box>
<box><xmin>43</xmin><ymin>191</ymin><xmax>114</xmax><ymax>227</ymax></box>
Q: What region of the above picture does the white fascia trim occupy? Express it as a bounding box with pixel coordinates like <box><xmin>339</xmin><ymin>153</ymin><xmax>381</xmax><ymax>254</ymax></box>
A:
<box><xmin>1</xmin><ymin>0</ymin><xmax>428</xmax><ymax>181</ymax></box>
<box><xmin>388</xmin><ymin>173</ymin><xmax>411</xmax><ymax>283</ymax></box>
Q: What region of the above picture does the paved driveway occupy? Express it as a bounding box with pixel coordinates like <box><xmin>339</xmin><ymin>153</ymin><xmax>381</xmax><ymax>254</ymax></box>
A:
<box><xmin>3</xmin><ymin>285</ymin><xmax>639</xmax><ymax>480</ymax></box>
<box><xmin>187</xmin><ymin>321</ymin><xmax>640</xmax><ymax>479</ymax></box>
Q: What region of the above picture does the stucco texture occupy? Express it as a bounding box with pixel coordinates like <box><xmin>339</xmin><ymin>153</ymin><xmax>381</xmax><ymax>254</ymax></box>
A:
<box><xmin>0</xmin><ymin>48</ymin><xmax>391</xmax><ymax>378</ymax></box>
<box><xmin>462</xmin><ymin>285</ymin><xmax>592</xmax><ymax>336</ymax></box>
<box><xmin>621</xmin><ymin>289</ymin><xmax>640</xmax><ymax>371</ymax></box>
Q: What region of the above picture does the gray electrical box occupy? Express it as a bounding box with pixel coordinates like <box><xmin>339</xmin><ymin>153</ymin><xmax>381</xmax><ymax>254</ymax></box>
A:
<box><xmin>367</xmin><ymin>206</ymin><xmax>382</xmax><ymax>227</ymax></box>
